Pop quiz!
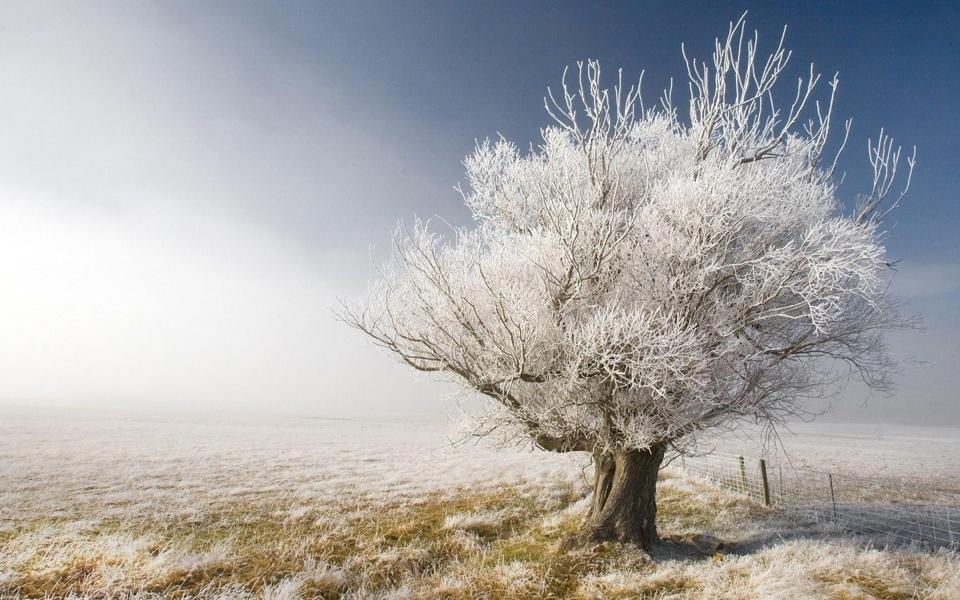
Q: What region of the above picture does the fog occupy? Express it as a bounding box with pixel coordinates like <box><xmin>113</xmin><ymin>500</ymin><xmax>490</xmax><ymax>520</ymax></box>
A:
<box><xmin>0</xmin><ymin>2</ymin><xmax>956</xmax><ymax>425</ymax></box>
<box><xmin>0</xmin><ymin>197</ymin><xmax>446</xmax><ymax>416</ymax></box>
<box><xmin>0</xmin><ymin>1</ymin><xmax>453</xmax><ymax>418</ymax></box>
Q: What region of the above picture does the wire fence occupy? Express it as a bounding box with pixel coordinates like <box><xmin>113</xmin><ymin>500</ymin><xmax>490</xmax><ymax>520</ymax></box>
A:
<box><xmin>678</xmin><ymin>452</ymin><xmax>960</xmax><ymax>550</ymax></box>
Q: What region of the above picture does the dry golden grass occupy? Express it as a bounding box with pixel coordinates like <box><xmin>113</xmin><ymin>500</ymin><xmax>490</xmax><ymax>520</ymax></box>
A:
<box><xmin>3</xmin><ymin>471</ymin><xmax>958</xmax><ymax>599</ymax></box>
<box><xmin>3</xmin><ymin>416</ymin><xmax>958</xmax><ymax>599</ymax></box>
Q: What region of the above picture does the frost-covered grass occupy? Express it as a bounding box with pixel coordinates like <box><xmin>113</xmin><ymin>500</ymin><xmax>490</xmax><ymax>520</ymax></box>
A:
<box><xmin>2</xmin><ymin>413</ymin><xmax>958</xmax><ymax>599</ymax></box>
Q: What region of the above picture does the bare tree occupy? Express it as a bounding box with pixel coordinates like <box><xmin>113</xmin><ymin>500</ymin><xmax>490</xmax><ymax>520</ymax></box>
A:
<box><xmin>339</xmin><ymin>17</ymin><xmax>915</xmax><ymax>550</ymax></box>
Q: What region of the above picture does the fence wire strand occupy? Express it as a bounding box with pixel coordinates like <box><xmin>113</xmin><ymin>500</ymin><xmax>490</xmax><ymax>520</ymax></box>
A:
<box><xmin>678</xmin><ymin>452</ymin><xmax>960</xmax><ymax>550</ymax></box>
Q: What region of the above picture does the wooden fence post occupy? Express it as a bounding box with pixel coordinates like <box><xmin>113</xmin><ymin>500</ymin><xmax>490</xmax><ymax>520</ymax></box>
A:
<box><xmin>828</xmin><ymin>473</ymin><xmax>838</xmax><ymax>521</ymax></box>
<box><xmin>759</xmin><ymin>459</ymin><xmax>771</xmax><ymax>506</ymax></box>
<box><xmin>737</xmin><ymin>455</ymin><xmax>747</xmax><ymax>494</ymax></box>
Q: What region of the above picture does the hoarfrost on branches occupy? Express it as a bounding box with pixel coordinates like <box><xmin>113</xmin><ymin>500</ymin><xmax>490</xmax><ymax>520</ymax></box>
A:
<box><xmin>340</xmin><ymin>17</ymin><xmax>915</xmax><ymax>458</ymax></box>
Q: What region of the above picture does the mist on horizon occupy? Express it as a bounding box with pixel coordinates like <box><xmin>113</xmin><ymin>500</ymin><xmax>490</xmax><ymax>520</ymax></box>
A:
<box><xmin>0</xmin><ymin>1</ymin><xmax>957</xmax><ymax>427</ymax></box>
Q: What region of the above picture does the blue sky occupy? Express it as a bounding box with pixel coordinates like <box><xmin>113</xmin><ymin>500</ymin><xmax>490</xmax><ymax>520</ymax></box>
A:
<box><xmin>0</xmin><ymin>1</ymin><xmax>956</xmax><ymax>424</ymax></box>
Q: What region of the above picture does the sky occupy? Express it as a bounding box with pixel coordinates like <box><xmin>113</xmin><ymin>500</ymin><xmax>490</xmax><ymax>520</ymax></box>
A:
<box><xmin>0</xmin><ymin>1</ymin><xmax>957</xmax><ymax>425</ymax></box>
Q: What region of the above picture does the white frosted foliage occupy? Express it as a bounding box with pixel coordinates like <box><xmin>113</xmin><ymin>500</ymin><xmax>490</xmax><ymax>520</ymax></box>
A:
<box><xmin>342</xmin><ymin>18</ymin><xmax>915</xmax><ymax>455</ymax></box>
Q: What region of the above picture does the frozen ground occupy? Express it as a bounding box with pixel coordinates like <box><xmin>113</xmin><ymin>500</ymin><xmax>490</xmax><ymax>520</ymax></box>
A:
<box><xmin>1</xmin><ymin>411</ymin><xmax>958</xmax><ymax>599</ymax></box>
<box><xmin>0</xmin><ymin>413</ymin><xmax>587</xmax><ymax>527</ymax></box>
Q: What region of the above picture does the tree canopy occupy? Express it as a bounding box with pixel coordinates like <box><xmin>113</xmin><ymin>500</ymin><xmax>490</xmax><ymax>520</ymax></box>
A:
<box><xmin>341</xmin><ymin>17</ymin><xmax>915</xmax><ymax>459</ymax></box>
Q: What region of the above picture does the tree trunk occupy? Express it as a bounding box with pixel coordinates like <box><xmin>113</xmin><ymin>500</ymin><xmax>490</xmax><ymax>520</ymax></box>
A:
<box><xmin>574</xmin><ymin>444</ymin><xmax>665</xmax><ymax>551</ymax></box>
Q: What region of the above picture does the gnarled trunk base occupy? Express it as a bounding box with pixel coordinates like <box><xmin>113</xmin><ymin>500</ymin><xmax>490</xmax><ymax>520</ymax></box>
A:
<box><xmin>574</xmin><ymin>445</ymin><xmax>665</xmax><ymax>551</ymax></box>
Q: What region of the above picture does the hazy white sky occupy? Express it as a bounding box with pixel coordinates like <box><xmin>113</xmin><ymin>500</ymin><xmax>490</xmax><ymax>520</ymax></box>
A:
<box><xmin>0</xmin><ymin>2</ymin><xmax>454</xmax><ymax>417</ymax></box>
<box><xmin>0</xmin><ymin>2</ymin><xmax>957</xmax><ymax>425</ymax></box>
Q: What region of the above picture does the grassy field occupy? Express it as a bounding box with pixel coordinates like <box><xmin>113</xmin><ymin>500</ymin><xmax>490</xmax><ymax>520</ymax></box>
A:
<box><xmin>2</xmin><ymin>413</ymin><xmax>958</xmax><ymax>599</ymax></box>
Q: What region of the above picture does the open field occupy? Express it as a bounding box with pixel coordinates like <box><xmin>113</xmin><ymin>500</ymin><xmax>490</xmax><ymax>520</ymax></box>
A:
<box><xmin>2</xmin><ymin>413</ymin><xmax>959</xmax><ymax>599</ymax></box>
<box><xmin>705</xmin><ymin>422</ymin><xmax>960</xmax><ymax>505</ymax></box>
<box><xmin>684</xmin><ymin>424</ymin><xmax>960</xmax><ymax>551</ymax></box>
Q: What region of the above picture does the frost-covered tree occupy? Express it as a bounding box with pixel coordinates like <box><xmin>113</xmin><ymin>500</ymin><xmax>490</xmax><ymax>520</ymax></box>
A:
<box><xmin>340</xmin><ymin>18</ymin><xmax>915</xmax><ymax>550</ymax></box>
